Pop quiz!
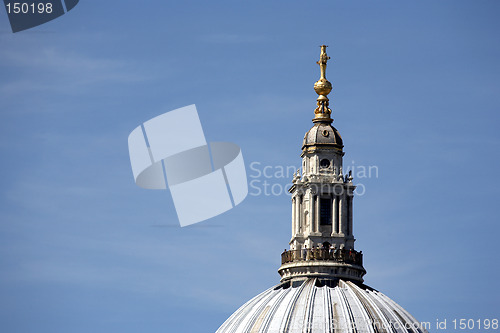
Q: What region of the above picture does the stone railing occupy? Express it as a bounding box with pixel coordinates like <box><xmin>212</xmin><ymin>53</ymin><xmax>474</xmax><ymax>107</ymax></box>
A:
<box><xmin>281</xmin><ymin>248</ymin><xmax>363</xmax><ymax>266</ymax></box>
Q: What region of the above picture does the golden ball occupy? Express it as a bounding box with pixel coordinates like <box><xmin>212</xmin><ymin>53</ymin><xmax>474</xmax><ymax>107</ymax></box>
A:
<box><xmin>314</xmin><ymin>79</ymin><xmax>332</xmax><ymax>95</ymax></box>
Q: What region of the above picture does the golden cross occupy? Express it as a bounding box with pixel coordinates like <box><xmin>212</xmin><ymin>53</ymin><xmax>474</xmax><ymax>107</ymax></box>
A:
<box><xmin>317</xmin><ymin>45</ymin><xmax>331</xmax><ymax>80</ymax></box>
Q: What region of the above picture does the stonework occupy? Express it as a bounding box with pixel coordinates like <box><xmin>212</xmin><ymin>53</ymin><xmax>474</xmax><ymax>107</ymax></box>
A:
<box><xmin>216</xmin><ymin>46</ymin><xmax>427</xmax><ymax>333</ymax></box>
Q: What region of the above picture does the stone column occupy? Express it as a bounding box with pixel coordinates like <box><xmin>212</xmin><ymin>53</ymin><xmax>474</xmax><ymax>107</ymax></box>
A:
<box><xmin>315</xmin><ymin>194</ymin><xmax>320</xmax><ymax>232</ymax></box>
<box><xmin>291</xmin><ymin>197</ymin><xmax>296</xmax><ymax>235</ymax></box>
<box><xmin>339</xmin><ymin>194</ymin><xmax>346</xmax><ymax>235</ymax></box>
<box><xmin>348</xmin><ymin>195</ymin><xmax>353</xmax><ymax>236</ymax></box>
<box><xmin>332</xmin><ymin>195</ymin><xmax>338</xmax><ymax>235</ymax></box>
<box><xmin>310</xmin><ymin>194</ymin><xmax>315</xmax><ymax>234</ymax></box>
<box><xmin>298</xmin><ymin>195</ymin><xmax>302</xmax><ymax>233</ymax></box>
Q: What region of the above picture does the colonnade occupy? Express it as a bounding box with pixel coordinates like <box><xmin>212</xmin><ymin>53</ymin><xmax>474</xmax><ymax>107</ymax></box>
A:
<box><xmin>292</xmin><ymin>190</ymin><xmax>353</xmax><ymax>237</ymax></box>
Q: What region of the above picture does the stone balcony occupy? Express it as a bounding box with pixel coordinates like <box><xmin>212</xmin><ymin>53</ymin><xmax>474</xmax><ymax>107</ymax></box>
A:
<box><xmin>281</xmin><ymin>248</ymin><xmax>363</xmax><ymax>266</ymax></box>
<box><xmin>278</xmin><ymin>248</ymin><xmax>365</xmax><ymax>282</ymax></box>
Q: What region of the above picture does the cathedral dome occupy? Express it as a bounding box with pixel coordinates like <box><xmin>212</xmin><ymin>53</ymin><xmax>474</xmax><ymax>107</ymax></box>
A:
<box><xmin>302</xmin><ymin>122</ymin><xmax>343</xmax><ymax>151</ymax></box>
<box><xmin>217</xmin><ymin>278</ymin><xmax>425</xmax><ymax>333</ymax></box>
<box><xmin>216</xmin><ymin>46</ymin><xmax>426</xmax><ymax>333</ymax></box>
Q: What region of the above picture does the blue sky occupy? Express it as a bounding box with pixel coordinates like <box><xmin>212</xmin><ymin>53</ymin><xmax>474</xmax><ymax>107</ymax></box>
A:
<box><xmin>0</xmin><ymin>0</ymin><xmax>499</xmax><ymax>332</ymax></box>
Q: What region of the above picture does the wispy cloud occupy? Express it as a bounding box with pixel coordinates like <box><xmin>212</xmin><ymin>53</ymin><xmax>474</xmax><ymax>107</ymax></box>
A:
<box><xmin>0</xmin><ymin>227</ymin><xmax>269</xmax><ymax>309</ymax></box>
<box><xmin>0</xmin><ymin>42</ymin><xmax>155</xmax><ymax>95</ymax></box>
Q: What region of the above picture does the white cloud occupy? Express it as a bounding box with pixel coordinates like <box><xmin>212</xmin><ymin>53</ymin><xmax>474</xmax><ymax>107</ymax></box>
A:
<box><xmin>0</xmin><ymin>39</ymin><xmax>155</xmax><ymax>95</ymax></box>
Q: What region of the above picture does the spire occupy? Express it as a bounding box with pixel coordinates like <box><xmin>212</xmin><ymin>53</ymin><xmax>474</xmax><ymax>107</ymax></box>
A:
<box><xmin>313</xmin><ymin>45</ymin><xmax>333</xmax><ymax>123</ymax></box>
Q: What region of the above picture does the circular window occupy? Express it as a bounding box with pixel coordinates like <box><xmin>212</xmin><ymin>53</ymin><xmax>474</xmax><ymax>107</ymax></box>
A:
<box><xmin>320</xmin><ymin>159</ymin><xmax>330</xmax><ymax>168</ymax></box>
<box><xmin>322</xmin><ymin>129</ymin><xmax>329</xmax><ymax>137</ymax></box>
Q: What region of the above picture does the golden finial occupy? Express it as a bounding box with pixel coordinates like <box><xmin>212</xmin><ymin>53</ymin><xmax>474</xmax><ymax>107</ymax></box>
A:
<box><xmin>313</xmin><ymin>45</ymin><xmax>333</xmax><ymax>123</ymax></box>
<box><xmin>317</xmin><ymin>45</ymin><xmax>330</xmax><ymax>81</ymax></box>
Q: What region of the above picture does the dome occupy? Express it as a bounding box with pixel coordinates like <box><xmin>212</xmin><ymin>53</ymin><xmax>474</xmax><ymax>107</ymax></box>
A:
<box><xmin>302</xmin><ymin>122</ymin><xmax>343</xmax><ymax>152</ymax></box>
<box><xmin>216</xmin><ymin>46</ymin><xmax>427</xmax><ymax>333</ymax></box>
<box><xmin>216</xmin><ymin>278</ymin><xmax>427</xmax><ymax>333</ymax></box>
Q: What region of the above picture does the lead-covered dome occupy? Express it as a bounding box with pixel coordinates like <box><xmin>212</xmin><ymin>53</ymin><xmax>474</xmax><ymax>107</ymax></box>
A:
<box><xmin>216</xmin><ymin>278</ymin><xmax>427</xmax><ymax>333</ymax></box>
<box><xmin>216</xmin><ymin>46</ymin><xmax>427</xmax><ymax>333</ymax></box>
<box><xmin>302</xmin><ymin>122</ymin><xmax>343</xmax><ymax>151</ymax></box>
